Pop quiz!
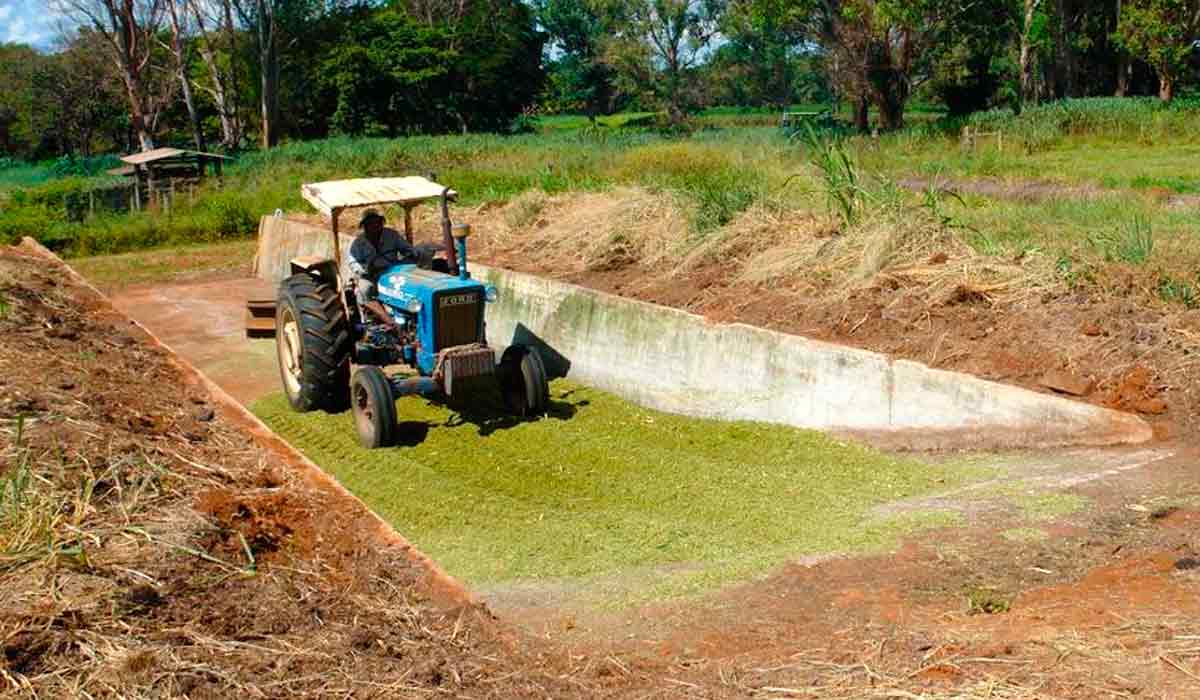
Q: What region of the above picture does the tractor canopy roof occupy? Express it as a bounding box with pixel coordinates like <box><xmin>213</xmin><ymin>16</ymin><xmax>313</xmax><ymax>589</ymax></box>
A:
<box><xmin>300</xmin><ymin>177</ymin><xmax>457</xmax><ymax>219</ymax></box>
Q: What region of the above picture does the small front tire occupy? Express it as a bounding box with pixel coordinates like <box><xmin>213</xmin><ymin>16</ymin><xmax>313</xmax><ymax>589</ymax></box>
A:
<box><xmin>499</xmin><ymin>345</ymin><xmax>549</xmax><ymax>417</ymax></box>
<box><xmin>351</xmin><ymin>367</ymin><xmax>397</xmax><ymax>448</ymax></box>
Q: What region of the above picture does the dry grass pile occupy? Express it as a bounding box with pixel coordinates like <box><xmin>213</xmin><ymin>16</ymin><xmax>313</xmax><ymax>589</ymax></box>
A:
<box><xmin>453</xmin><ymin>187</ymin><xmax>690</xmax><ymax>275</ymax></box>
<box><xmin>474</xmin><ymin>187</ymin><xmax>1061</xmax><ymax>309</ymax></box>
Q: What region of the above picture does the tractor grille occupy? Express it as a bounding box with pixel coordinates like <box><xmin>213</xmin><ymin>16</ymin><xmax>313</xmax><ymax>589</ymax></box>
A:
<box><xmin>434</xmin><ymin>291</ymin><xmax>482</xmax><ymax>350</ymax></box>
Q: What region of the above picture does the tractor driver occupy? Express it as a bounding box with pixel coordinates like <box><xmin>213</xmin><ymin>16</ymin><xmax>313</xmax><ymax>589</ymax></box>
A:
<box><xmin>347</xmin><ymin>209</ymin><xmax>415</xmax><ymax>328</ymax></box>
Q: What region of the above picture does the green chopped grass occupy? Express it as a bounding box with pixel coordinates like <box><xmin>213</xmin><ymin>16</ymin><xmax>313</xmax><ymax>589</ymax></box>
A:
<box><xmin>253</xmin><ymin>381</ymin><xmax>986</xmax><ymax>596</ymax></box>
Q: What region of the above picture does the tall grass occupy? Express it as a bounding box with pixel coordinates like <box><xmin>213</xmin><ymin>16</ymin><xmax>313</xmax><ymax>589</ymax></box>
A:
<box><xmin>2</xmin><ymin>128</ymin><xmax>797</xmax><ymax>256</ymax></box>
<box><xmin>800</xmin><ymin>127</ymin><xmax>862</xmax><ymax>227</ymax></box>
<box><xmin>967</xmin><ymin>97</ymin><xmax>1200</xmax><ymax>152</ymax></box>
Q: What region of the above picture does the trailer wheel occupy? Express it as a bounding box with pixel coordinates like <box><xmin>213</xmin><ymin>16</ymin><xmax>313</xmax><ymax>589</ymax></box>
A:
<box><xmin>351</xmin><ymin>367</ymin><xmax>397</xmax><ymax>448</ymax></box>
<box><xmin>499</xmin><ymin>345</ymin><xmax>549</xmax><ymax>417</ymax></box>
<box><xmin>276</xmin><ymin>273</ymin><xmax>351</xmax><ymax>412</ymax></box>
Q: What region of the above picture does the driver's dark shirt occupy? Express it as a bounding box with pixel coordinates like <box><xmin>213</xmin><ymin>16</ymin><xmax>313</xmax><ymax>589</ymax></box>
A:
<box><xmin>346</xmin><ymin>227</ymin><xmax>413</xmax><ymax>280</ymax></box>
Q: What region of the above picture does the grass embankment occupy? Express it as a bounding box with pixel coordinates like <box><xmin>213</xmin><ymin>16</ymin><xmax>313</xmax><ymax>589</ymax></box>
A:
<box><xmin>253</xmin><ymin>381</ymin><xmax>986</xmax><ymax>600</ymax></box>
<box><xmin>18</xmin><ymin>96</ymin><xmax>1200</xmax><ymax>309</ymax></box>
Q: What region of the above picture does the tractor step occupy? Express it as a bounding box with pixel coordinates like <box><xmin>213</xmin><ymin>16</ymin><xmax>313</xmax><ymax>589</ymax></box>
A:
<box><xmin>245</xmin><ymin>298</ymin><xmax>277</xmax><ymax>338</ymax></box>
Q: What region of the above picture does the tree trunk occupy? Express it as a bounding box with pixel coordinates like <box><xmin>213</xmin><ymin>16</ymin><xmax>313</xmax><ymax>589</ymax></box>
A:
<box><xmin>1052</xmin><ymin>0</ymin><xmax>1073</xmax><ymax>98</ymax></box>
<box><xmin>197</xmin><ymin>39</ymin><xmax>236</xmax><ymax>147</ymax></box>
<box><xmin>223</xmin><ymin>0</ymin><xmax>243</xmax><ymax>147</ymax></box>
<box><xmin>121</xmin><ymin>74</ymin><xmax>156</xmax><ymax>151</ymax></box>
<box><xmin>257</xmin><ymin>0</ymin><xmax>278</xmax><ymax>149</ymax></box>
<box><xmin>1159</xmin><ymin>73</ymin><xmax>1174</xmax><ymax>102</ymax></box>
<box><xmin>168</xmin><ymin>0</ymin><xmax>205</xmax><ymax>152</ymax></box>
<box><xmin>874</xmin><ymin>91</ymin><xmax>904</xmax><ymax>131</ymax></box>
<box><xmin>1115</xmin><ymin>55</ymin><xmax>1131</xmax><ymax>97</ymax></box>
<box><xmin>189</xmin><ymin>0</ymin><xmax>237</xmax><ymax>148</ymax></box>
<box><xmin>854</xmin><ymin>96</ymin><xmax>869</xmax><ymax>133</ymax></box>
<box><xmin>110</xmin><ymin>0</ymin><xmax>156</xmax><ymax>151</ymax></box>
<box><xmin>1114</xmin><ymin>0</ymin><xmax>1129</xmax><ymax>96</ymax></box>
<box><xmin>1020</xmin><ymin>0</ymin><xmax>1040</xmax><ymax>106</ymax></box>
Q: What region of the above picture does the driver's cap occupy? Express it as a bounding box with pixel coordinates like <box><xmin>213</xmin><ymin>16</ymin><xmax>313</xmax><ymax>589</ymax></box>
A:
<box><xmin>359</xmin><ymin>209</ymin><xmax>384</xmax><ymax>228</ymax></box>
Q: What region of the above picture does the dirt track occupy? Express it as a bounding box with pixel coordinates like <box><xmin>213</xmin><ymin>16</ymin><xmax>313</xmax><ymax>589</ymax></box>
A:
<box><xmin>6</xmin><ymin>240</ymin><xmax>1200</xmax><ymax>698</ymax></box>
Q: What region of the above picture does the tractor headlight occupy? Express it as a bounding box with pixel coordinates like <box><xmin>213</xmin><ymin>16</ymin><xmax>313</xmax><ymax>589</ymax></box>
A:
<box><xmin>405</xmin><ymin>299</ymin><xmax>422</xmax><ymax>314</ymax></box>
<box><xmin>485</xmin><ymin>285</ymin><xmax>499</xmax><ymax>303</ymax></box>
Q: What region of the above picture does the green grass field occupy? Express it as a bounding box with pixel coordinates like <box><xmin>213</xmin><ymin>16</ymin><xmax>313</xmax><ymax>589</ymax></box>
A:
<box><xmin>252</xmin><ymin>381</ymin><xmax>989</xmax><ymax>599</ymax></box>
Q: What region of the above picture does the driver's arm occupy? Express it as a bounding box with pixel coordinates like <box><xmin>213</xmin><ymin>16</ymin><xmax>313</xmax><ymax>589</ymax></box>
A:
<box><xmin>348</xmin><ymin>237</ymin><xmax>372</xmax><ymax>279</ymax></box>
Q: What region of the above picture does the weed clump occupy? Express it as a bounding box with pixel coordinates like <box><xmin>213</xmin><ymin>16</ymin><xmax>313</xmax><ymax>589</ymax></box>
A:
<box><xmin>966</xmin><ymin>586</ymin><xmax>1011</xmax><ymax>615</ymax></box>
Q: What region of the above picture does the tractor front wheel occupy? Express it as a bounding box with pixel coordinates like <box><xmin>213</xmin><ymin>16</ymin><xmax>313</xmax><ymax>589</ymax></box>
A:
<box><xmin>499</xmin><ymin>345</ymin><xmax>549</xmax><ymax>417</ymax></box>
<box><xmin>276</xmin><ymin>273</ymin><xmax>351</xmax><ymax>412</ymax></box>
<box><xmin>351</xmin><ymin>366</ymin><xmax>397</xmax><ymax>448</ymax></box>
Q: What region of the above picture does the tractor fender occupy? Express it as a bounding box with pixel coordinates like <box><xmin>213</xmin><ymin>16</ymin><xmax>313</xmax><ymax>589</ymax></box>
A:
<box><xmin>289</xmin><ymin>256</ymin><xmax>339</xmax><ymax>283</ymax></box>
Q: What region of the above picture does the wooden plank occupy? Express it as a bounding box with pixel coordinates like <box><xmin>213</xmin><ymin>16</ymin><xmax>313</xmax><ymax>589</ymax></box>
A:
<box><xmin>244</xmin><ymin>309</ymin><xmax>277</xmax><ymax>338</ymax></box>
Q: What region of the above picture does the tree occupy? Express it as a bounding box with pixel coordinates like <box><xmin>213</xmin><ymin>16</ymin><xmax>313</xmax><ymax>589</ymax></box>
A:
<box><xmin>307</xmin><ymin>2</ymin><xmax>543</xmax><ymax>137</ymax></box>
<box><xmin>234</xmin><ymin>0</ymin><xmax>280</xmax><ymax>147</ymax></box>
<box><xmin>441</xmin><ymin>0</ymin><xmax>546</xmax><ymax>132</ymax></box>
<box><xmin>929</xmin><ymin>2</ymin><xmax>1018</xmax><ymax>116</ymax></box>
<box><xmin>28</xmin><ymin>32</ymin><xmax>127</xmax><ymax>156</ymax></box>
<box><xmin>165</xmin><ymin>0</ymin><xmax>205</xmax><ymax>150</ymax></box>
<box><xmin>0</xmin><ymin>44</ymin><xmax>40</xmax><ymax>157</ymax></box>
<box><xmin>187</xmin><ymin>0</ymin><xmax>243</xmax><ymax>148</ymax></box>
<box><xmin>602</xmin><ymin>0</ymin><xmax>724</xmax><ymax>124</ymax></box>
<box><xmin>55</xmin><ymin>0</ymin><xmax>176</xmax><ymax>150</ymax></box>
<box><xmin>1018</xmin><ymin>0</ymin><xmax>1043</xmax><ymax>105</ymax></box>
<box><xmin>1117</xmin><ymin>0</ymin><xmax>1200</xmax><ymax>101</ymax></box>
<box><xmin>536</xmin><ymin>0</ymin><xmax>615</xmax><ymax>119</ymax></box>
<box><xmin>806</xmin><ymin>0</ymin><xmax>989</xmax><ymax>130</ymax></box>
<box><xmin>720</xmin><ymin>0</ymin><xmax>810</xmax><ymax>107</ymax></box>
<box><xmin>318</xmin><ymin>8</ymin><xmax>452</xmax><ymax>135</ymax></box>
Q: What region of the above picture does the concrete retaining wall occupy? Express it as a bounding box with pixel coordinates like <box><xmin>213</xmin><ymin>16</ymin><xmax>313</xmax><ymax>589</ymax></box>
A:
<box><xmin>255</xmin><ymin>216</ymin><xmax>1152</xmax><ymax>449</ymax></box>
<box><xmin>253</xmin><ymin>214</ymin><xmax>352</xmax><ymax>283</ymax></box>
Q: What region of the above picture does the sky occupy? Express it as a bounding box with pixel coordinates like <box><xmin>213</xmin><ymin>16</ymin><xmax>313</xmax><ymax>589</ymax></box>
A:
<box><xmin>1</xmin><ymin>0</ymin><xmax>64</xmax><ymax>50</ymax></box>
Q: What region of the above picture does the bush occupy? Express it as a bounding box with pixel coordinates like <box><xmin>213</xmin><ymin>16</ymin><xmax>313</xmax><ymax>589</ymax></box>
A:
<box><xmin>198</xmin><ymin>190</ymin><xmax>258</xmax><ymax>238</ymax></box>
<box><xmin>615</xmin><ymin>142</ymin><xmax>762</xmax><ymax>233</ymax></box>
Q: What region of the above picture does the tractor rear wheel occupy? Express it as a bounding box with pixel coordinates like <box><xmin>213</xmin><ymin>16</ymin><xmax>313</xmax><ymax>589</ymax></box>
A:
<box><xmin>351</xmin><ymin>367</ymin><xmax>397</xmax><ymax>448</ymax></box>
<box><xmin>276</xmin><ymin>273</ymin><xmax>352</xmax><ymax>412</ymax></box>
<box><xmin>499</xmin><ymin>345</ymin><xmax>549</xmax><ymax>417</ymax></box>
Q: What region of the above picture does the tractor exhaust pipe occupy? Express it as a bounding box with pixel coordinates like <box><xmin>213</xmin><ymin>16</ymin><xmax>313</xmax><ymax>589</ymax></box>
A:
<box><xmin>452</xmin><ymin>224</ymin><xmax>471</xmax><ymax>280</ymax></box>
<box><xmin>441</xmin><ymin>188</ymin><xmax>459</xmax><ymax>274</ymax></box>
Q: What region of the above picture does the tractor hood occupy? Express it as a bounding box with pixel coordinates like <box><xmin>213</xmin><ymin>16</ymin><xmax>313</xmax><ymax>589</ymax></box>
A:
<box><xmin>376</xmin><ymin>264</ymin><xmax>494</xmax><ymax>375</ymax></box>
<box><xmin>376</xmin><ymin>265</ymin><xmax>486</xmax><ymax>308</ymax></box>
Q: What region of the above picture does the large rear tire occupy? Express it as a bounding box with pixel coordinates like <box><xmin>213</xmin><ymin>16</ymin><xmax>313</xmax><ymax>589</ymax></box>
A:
<box><xmin>499</xmin><ymin>345</ymin><xmax>549</xmax><ymax>417</ymax></box>
<box><xmin>276</xmin><ymin>273</ymin><xmax>352</xmax><ymax>412</ymax></box>
<box><xmin>351</xmin><ymin>367</ymin><xmax>397</xmax><ymax>448</ymax></box>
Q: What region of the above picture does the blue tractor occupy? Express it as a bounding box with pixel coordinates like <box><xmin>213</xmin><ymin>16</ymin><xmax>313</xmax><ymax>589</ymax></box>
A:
<box><xmin>273</xmin><ymin>177</ymin><xmax>549</xmax><ymax>448</ymax></box>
